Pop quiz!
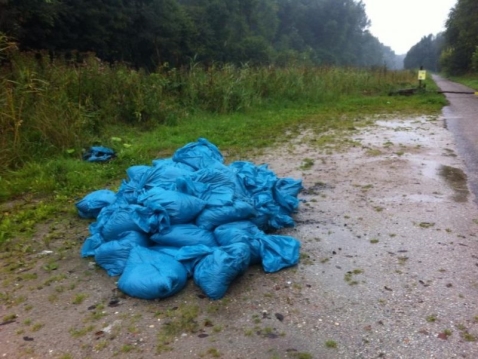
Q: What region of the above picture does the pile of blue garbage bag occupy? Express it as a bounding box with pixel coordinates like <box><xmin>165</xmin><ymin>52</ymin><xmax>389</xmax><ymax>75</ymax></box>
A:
<box><xmin>76</xmin><ymin>138</ymin><xmax>302</xmax><ymax>300</ymax></box>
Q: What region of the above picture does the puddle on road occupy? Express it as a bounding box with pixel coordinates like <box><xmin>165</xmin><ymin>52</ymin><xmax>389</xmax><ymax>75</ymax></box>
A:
<box><xmin>439</xmin><ymin>165</ymin><xmax>469</xmax><ymax>202</ymax></box>
<box><xmin>355</xmin><ymin>118</ymin><xmax>432</xmax><ymax>147</ymax></box>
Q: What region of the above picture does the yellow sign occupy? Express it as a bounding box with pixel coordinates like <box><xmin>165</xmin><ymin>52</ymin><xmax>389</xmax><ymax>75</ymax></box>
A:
<box><xmin>418</xmin><ymin>70</ymin><xmax>427</xmax><ymax>80</ymax></box>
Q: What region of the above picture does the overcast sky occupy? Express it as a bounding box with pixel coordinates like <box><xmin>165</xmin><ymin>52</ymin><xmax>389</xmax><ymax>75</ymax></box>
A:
<box><xmin>361</xmin><ymin>0</ymin><xmax>458</xmax><ymax>55</ymax></box>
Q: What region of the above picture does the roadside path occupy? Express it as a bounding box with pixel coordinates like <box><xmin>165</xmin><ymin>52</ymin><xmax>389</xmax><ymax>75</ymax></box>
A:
<box><xmin>433</xmin><ymin>74</ymin><xmax>478</xmax><ymax>202</ymax></box>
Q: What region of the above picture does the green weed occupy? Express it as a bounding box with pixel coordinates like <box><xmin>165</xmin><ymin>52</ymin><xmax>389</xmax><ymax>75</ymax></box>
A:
<box><xmin>299</xmin><ymin>158</ymin><xmax>315</xmax><ymax>170</ymax></box>
<box><xmin>162</xmin><ymin>304</ymin><xmax>200</xmax><ymax>336</ymax></box>
<box><xmin>69</xmin><ymin>325</ymin><xmax>95</xmax><ymax>338</ymax></box>
<box><xmin>325</xmin><ymin>340</ymin><xmax>338</xmax><ymax>348</ymax></box>
<box><xmin>72</xmin><ymin>293</ymin><xmax>88</xmax><ymax>305</ymax></box>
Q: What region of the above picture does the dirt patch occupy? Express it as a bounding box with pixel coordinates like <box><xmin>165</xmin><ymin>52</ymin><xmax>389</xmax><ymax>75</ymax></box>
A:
<box><xmin>2</xmin><ymin>115</ymin><xmax>478</xmax><ymax>359</ymax></box>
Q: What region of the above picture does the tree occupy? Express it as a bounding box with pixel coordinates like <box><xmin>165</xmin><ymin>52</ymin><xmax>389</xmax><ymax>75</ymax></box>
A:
<box><xmin>441</xmin><ymin>0</ymin><xmax>478</xmax><ymax>74</ymax></box>
<box><xmin>404</xmin><ymin>34</ymin><xmax>443</xmax><ymax>71</ymax></box>
<box><xmin>0</xmin><ymin>0</ymin><xmax>403</xmax><ymax>69</ymax></box>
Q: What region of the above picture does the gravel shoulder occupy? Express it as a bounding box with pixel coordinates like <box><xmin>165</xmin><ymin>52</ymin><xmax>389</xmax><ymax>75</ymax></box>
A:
<box><xmin>2</xmin><ymin>114</ymin><xmax>478</xmax><ymax>359</ymax></box>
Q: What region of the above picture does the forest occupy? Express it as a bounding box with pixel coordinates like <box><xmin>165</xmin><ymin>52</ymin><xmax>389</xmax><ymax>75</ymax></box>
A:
<box><xmin>0</xmin><ymin>0</ymin><xmax>401</xmax><ymax>69</ymax></box>
<box><xmin>404</xmin><ymin>0</ymin><xmax>478</xmax><ymax>75</ymax></box>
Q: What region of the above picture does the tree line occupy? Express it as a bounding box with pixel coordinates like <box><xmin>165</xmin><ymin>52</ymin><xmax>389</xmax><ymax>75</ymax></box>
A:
<box><xmin>404</xmin><ymin>0</ymin><xmax>478</xmax><ymax>75</ymax></box>
<box><xmin>0</xmin><ymin>0</ymin><xmax>401</xmax><ymax>69</ymax></box>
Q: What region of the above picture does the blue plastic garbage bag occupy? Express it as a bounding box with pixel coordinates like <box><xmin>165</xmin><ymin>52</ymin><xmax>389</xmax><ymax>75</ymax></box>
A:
<box><xmin>90</xmin><ymin>203</ymin><xmax>170</xmax><ymax>241</ymax></box>
<box><xmin>83</xmin><ymin>146</ymin><xmax>116</xmax><ymax>162</ymax></box>
<box><xmin>259</xmin><ymin>234</ymin><xmax>300</xmax><ymax>273</ymax></box>
<box><xmin>248</xmin><ymin>191</ymin><xmax>280</xmax><ymax>230</ymax></box>
<box><xmin>213</xmin><ymin>221</ymin><xmax>262</xmax><ymax>264</ymax></box>
<box><xmin>273</xmin><ymin>178</ymin><xmax>303</xmax><ymax>212</ymax></box>
<box><xmin>173</xmin><ymin>138</ymin><xmax>224</xmax><ymax>170</ymax></box>
<box><xmin>81</xmin><ymin>233</ymin><xmax>104</xmax><ymax>257</ymax></box>
<box><xmin>176</xmin><ymin>168</ymin><xmax>236</xmax><ymax>207</ymax></box>
<box><xmin>266</xmin><ymin>208</ymin><xmax>295</xmax><ymax>230</ymax></box>
<box><xmin>126</xmin><ymin>165</ymin><xmax>151</xmax><ymax>182</ymax></box>
<box><xmin>193</xmin><ymin>243</ymin><xmax>251</xmax><ymax>300</ymax></box>
<box><xmin>138</xmin><ymin>162</ymin><xmax>194</xmax><ymax>191</ymax></box>
<box><xmin>229</xmin><ymin>161</ymin><xmax>278</xmax><ymax>195</ymax></box>
<box><xmin>151</xmin><ymin>244</ymin><xmax>214</xmax><ymax>277</ymax></box>
<box><xmin>248</xmin><ymin>191</ymin><xmax>295</xmax><ymax>230</ymax></box>
<box><xmin>76</xmin><ymin>189</ymin><xmax>117</xmax><ymax>219</ymax></box>
<box><xmin>94</xmin><ymin>231</ymin><xmax>151</xmax><ymax>276</ymax></box>
<box><xmin>151</xmin><ymin>158</ymin><xmax>195</xmax><ymax>171</ymax></box>
<box><xmin>138</xmin><ymin>187</ymin><xmax>206</xmax><ymax>224</ymax></box>
<box><xmin>116</xmin><ymin>166</ymin><xmax>151</xmax><ymax>204</ymax></box>
<box><xmin>196</xmin><ymin>200</ymin><xmax>256</xmax><ymax>231</ymax></box>
<box><xmin>150</xmin><ymin>224</ymin><xmax>217</xmax><ymax>248</ymax></box>
<box><xmin>118</xmin><ymin>247</ymin><xmax>188</xmax><ymax>300</ymax></box>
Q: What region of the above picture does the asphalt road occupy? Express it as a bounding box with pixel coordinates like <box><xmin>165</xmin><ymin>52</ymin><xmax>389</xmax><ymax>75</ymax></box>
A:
<box><xmin>433</xmin><ymin>75</ymin><xmax>478</xmax><ymax>202</ymax></box>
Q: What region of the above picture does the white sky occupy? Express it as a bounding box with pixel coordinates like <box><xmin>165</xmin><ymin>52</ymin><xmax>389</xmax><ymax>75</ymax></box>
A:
<box><xmin>361</xmin><ymin>0</ymin><xmax>458</xmax><ymax>54</ymax></box>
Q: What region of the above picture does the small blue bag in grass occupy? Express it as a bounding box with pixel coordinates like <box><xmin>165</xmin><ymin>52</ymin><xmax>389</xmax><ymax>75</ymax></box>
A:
<box><xmin>118</xmin><ymin>247</ymin><xmax>188</xmax><ymax>300</ymax></box>
<box><xmin>83</xmin><ymin>146</ymin><xmax>116</xmax><ymax>162</ymax></box>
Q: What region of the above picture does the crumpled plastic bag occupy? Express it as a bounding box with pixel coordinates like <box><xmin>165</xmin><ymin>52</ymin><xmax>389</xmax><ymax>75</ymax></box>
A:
<box><xmin>150</xmin><ymin>224</ymin><xmax>217</xmax><ymax>248</ymax></box>
<box><xmin>90</xmin><ymin>203</ymin><xmax>170</xmax><ymax>241</ymax></box>
<box><xmin>173</xmin><ymin>137</ymin><xmax>224</xmax><ymax>170</ymax></box>
<box><xmin>196</xmin><ymin>200</ymin><xmax>256</xmax><ymax>231</ymax></box>
<box><xmin>176</xmin><ymin>168</ymin><xmax>237</xmax><ymax>207</ymax></box>
<box><xmin>152</xmin><ymin>244</ymin><xmax>214</xmax><ymax>277</ymax></box>
<box><xmin>259</xmin><ymin>234</ymin><xmax>301</xmax><ymax>273</ymax></box>
<box><xmin>193</xmin><ymin>243</ymin><xmax>251</xmax><ymax>300</ymax></box>
<box><xmin>118</xmin><ymin>247</ymin><xmax>188</xmax><ymax>300</ymax></box>
<box><xmin>273</xmin><ymin>178</ymin><xmax>303</xmax><ymax>213</ymax></box>
<box><xmin>76</xmin><ymin>189</ymin><xmax>117</xmax><ymax>219</ymax></box>
<box><xmin>213</xmin><ymin>221</ymin><xmax>262</xmax><ymax>264</ymax></box>
<box><xmin>93</xmin><ymin>231</ymin><xmax>151</xmax><ymax>276</ymax></box>
<box><xmin>138</xmin><ymin>187</ymin><xmax>206</xmax><ymax>224</ymax></box>
<box><xmin>83</xmin><ymin>146</ymin><xmax>116</xmax><ymax>162</ymax></box>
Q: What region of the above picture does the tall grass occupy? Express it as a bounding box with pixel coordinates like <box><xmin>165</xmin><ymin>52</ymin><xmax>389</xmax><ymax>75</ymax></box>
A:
<box><xmin>0</xmin><ymin>51</ymin><xmax>419</xmax><ymax>173</ymax></box>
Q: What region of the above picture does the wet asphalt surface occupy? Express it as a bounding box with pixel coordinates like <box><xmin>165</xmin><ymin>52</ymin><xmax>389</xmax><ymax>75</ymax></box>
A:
<box><xmin>433</xmin><ymin>75</ymin><xmax>478</xmax><ymax>203</ymax></box>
